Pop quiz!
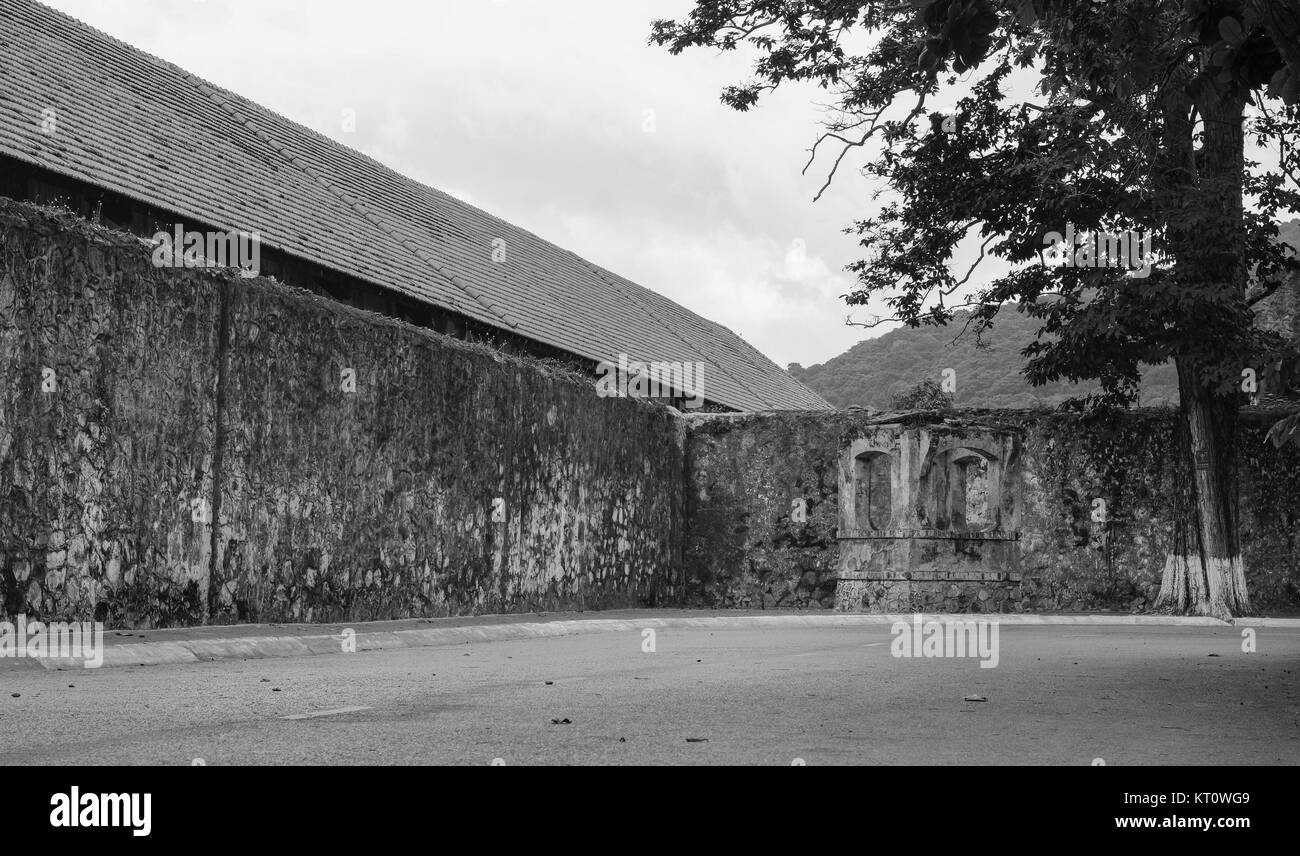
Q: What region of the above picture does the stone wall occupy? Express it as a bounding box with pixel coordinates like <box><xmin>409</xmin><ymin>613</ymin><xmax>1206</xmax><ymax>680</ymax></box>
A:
<box><xmin>0</xmin><ymin>199</ymin><xmax>684</xmax><ymax>627</ymax></box>
<box><xmin>6</xmin><ymin>196</ymin><xmax>1299</xmax><ymax>625</ymax></box>
<box><xmin>685</xmin><ymin>409</ymin><xmax>1300</xmax><ymax>614</ymax></box>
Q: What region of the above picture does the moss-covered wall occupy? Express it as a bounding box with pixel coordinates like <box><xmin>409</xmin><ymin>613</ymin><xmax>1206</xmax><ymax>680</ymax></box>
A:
<box><xmin>685</xmin><ymin>409</ymin><xmax>1300</xmax><ymax>614</ymax></box>
<box><xmin>0</xmin><ymin>199</ymin><xmax>683</xmax><ymax>627</ymax></box>
<box><xmin>5</xmin><ymin>196</ymin><xmax>1297</xmax><ymax>624</ymax></box>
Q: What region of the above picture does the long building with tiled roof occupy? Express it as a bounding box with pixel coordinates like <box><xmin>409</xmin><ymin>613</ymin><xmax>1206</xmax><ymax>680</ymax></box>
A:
<box><xmin>0</xmin><ymin>0</ymin><xmax>831</xmax><ymax>412</ymax></box>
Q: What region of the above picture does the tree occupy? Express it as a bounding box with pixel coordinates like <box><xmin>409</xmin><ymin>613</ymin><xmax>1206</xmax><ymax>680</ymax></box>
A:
<box><xmin>892</xmin><ymin>377</ymin><xmax>955</xmax><ymax>409</ymax></box>
<box><xmin>654</xmin><ymin>0</ymin><xmax>1300</xmax><ymax>617</ymax></box>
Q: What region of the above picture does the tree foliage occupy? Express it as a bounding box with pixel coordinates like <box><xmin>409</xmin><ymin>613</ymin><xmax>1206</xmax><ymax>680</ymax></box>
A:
<box><xmin>890</xmin><ymin>376</ymin><xmax>956</xmax><ymax>408</ymax></box>
<box><xmin>652</xmin><ymin>0</ymin><xmax>1300</xmax><ymax>407</ymax></box>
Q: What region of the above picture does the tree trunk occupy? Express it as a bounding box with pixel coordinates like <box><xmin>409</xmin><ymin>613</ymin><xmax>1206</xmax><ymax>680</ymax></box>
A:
<box><xmin>1156</xmin><ymin>361</ymin><xmax>1250</xmax><ymax>618</ymax></box>
<box><xmin>1155</xmin><ymin>398</ymin><xmax>1198</xmax><ymax>614</ymax></box>
<box><xmin>1154</xmin><ymin>83</ymin><xmax>1252</xmax><ymax>617</ymax></box>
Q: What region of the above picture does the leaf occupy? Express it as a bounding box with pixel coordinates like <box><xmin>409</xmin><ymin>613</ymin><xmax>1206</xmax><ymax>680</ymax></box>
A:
<box><xmin>1218</xmin><ymin>15</ymin><xmax>1245</xmax><ymax>46</ymax></box>
<box><xmin>1267</xmin><ymin>66</ymin><xmax>1289</xmax><ymax>99</ymax></box>
<box><xmin>1284</xmin><ymin>72</ymin><xmax>1300</xmax><ymax>106</ymax></box>
<box><xmin>1266</xmin><ymin>412</ymin><xmax>1300</xmax><ymax>449</ymax></box>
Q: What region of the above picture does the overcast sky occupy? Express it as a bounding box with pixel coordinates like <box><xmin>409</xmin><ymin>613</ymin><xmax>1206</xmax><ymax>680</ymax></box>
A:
<box><xmin>39</xmin><ymin>0</ymin><xmax>906</xmax><ymax>368</ymax></box>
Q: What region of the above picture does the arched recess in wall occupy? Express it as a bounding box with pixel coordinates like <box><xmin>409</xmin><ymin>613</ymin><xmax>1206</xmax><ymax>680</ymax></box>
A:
<box><xmin>951</xmin><ymin>448</ymin><xmax>996</xmax><ymax>532</ymax></box>
<box><xmin>920</xmin><ymin>445</ymin><xmax>999</xmax><ymax>532</ymax></box>
<box><xmin>853</xmin><ymin>450</ymin><xmax>893</xmax><ymax>530</ymax></box>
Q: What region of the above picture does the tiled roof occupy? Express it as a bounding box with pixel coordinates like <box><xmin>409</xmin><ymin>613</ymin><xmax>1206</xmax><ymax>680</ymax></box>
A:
<box><xmin>0</xmin><ymin>0</ymin><xmax>831</xmax><ymax>412</ymax></box>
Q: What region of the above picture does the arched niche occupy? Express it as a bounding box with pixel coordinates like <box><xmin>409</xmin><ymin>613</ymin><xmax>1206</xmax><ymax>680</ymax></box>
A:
<box><xmin>839</xmin><ymin>434</ymin><xmax>900</xmax><ymax>533</ymax></box>
<box><xmin>950</xmin><ymin>447</ymin><xmax>999</xmax><ymax>532</ymax></box>
<box><xmin>853</xmin><ymin>450</ymin><xmax>893</xmax><ymax>530</ymax></box>
<box><xmin>919</xmin><ymin>444</ymin><xmax>1002</xmax><ymax>532</ymax></box>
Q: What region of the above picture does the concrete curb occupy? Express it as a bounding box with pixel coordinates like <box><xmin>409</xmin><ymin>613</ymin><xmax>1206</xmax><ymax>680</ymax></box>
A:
<box><xmin>15</xmin><ymin>612</ymin><xmax>1300</xmax><ymax>671</ymax></box>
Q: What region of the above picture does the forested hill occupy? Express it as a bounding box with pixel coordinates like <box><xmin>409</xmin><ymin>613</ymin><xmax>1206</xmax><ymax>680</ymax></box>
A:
<box><xmin>789</xmin><ymin>307</ymin><xmax>1180</xmax><ymax>410</ymax></box>
<box><xmin>791</xmin><ymin>221</ymin><xmax>1299</xmax><ymax>410</ymax></box>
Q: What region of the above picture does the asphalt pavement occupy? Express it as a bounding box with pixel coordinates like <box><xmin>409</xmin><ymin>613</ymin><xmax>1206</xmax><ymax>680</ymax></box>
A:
<box><xmin>1</xmin><ymin>622</ymin><xmax>1296</xmax><ymax>764</ymax></box>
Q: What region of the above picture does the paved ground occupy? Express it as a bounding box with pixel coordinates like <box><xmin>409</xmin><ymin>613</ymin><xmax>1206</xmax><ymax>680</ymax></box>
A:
<box><xmin>57</xmin><ymin>608</ymin><xmax>739</xmax><ymax>647</ymax></box>
<box><xmin>1</xmin><ymin>623</ymin><xmax>1297</xmax><ymax>764</ymax></box>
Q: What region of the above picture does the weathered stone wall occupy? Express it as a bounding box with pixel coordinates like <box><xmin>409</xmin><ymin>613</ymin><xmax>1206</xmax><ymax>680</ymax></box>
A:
<box><xmin>0</xmin><ymin>199</ymin><xmax>683</xmax><ymax>627</ymax></box>
<box><xmin>685</xmin><ymin>409</ymin><xmax>1300</xmax><ymax>614</ymax></box>
<box><xmin>6</xmin><ymin>197</ymin><xmax>1297</xmax><ymax>624</ymax></box>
